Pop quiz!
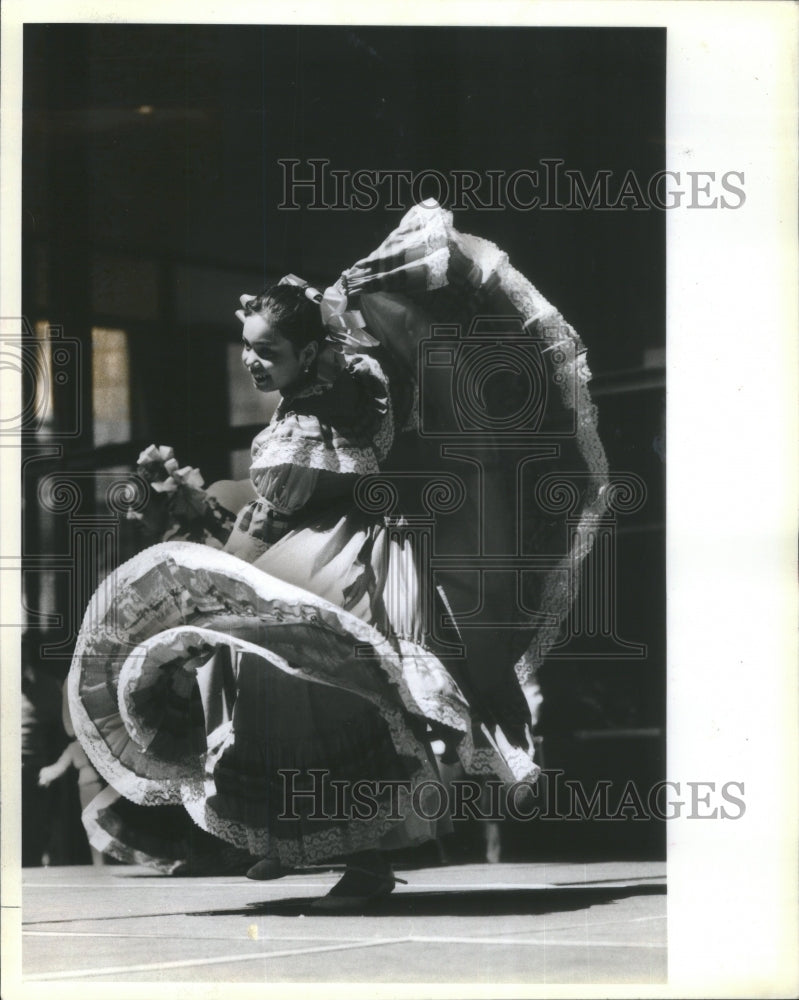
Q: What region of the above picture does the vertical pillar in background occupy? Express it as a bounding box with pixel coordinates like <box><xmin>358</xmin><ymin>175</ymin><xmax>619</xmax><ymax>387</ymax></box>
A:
<box><xmin>28</xmin><ymin>28</ymin><xmax>92</xmax><ymax>668</ymax></box>
<box><xmin>45</xmin><ymin>27</ymin><xmax>92</xmax><ymax>457</ymax></box>
<box><xmin>21</xmin><ymin>31</ymin><xmax>44</xmax><ymax>622</ymax></box>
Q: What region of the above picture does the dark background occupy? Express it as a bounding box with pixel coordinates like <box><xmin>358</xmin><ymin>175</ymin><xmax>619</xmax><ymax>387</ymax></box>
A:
<box><xmin>21</xmin><ymin>24</ymin><xmax>665</xmax><ymax>861</ymax></box>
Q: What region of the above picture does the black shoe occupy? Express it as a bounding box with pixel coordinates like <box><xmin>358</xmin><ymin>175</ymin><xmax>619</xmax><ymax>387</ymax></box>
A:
<box><xmin>310</xmin><ymin>853</ymin><xmax>404</xmax><ymax>913</ymax></box>
<box><xmin>246</xmin><ymin>858</ymin><xmax>295</xmax><ymax>881</ymax></box>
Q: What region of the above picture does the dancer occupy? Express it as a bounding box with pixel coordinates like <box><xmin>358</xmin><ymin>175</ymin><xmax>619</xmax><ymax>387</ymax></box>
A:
<box><xmin>69</xmin><ymin>202</ymin><xmax>607</xmax><ymax>910</ymax></box>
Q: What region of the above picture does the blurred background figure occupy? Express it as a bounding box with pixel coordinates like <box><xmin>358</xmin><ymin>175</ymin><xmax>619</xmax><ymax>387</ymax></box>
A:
<box><xmin>21</xmin><ymin>638</ymin><xmax>65</xmax><ymax>866</ymax></box>
<box><xmin>38</xmin><ymin>683</ymin><xmax>106</xmax><ymax>866</ymax></box>
<box><xmin>431</xmin><ymin>742</ymin><xmax>503</xmax><ymax>866</ymax></box>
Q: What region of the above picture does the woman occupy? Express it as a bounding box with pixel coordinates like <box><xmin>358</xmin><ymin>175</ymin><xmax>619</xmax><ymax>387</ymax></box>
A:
<box><xmin>212</xmin><ymin>278</ymin><xmax>462</xmax><ymax>904</ymax></box>
<box><xmin>37</xmin><ymin>682</ymin><xmax>106</xmax><ymax>866</ymax></box>
<box><xmin>69</xmin><ymin>201</ymin><xmax>608</xmax><ymax>909</ymax></box>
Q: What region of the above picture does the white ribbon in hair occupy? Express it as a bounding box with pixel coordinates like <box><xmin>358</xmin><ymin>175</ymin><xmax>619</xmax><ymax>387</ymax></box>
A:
<box><xmin>319</xmin><ymin>282</ymin><xmax>380</xmax><ymax>350</ymax></box>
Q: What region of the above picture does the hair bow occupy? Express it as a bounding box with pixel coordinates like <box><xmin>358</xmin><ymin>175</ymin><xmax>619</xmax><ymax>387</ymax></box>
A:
<box><xmin>319</xmin><ymin>281</ymin><xmax>380</xmax><ymax>351</ymax></box>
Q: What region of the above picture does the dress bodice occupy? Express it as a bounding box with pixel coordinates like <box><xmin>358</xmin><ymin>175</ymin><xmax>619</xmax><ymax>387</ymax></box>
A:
<box><xmin>248</xmin><ymin>350</ymin><xmax>394</xmax><ymax>510</ymax></box>
<box><xmin>225</xmin><ymin>350</ymin><xmax>395</xmax><ymax>558</ymax></box>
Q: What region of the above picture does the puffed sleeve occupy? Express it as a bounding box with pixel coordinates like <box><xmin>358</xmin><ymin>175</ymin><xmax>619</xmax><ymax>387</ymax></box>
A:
<box><xmin>256</xmin><ymin>463</ymin><xmax>319</xmax><ymax>515</ymax></box>
<box><xmin>223</xmin><ymin>465</ymin><xmax>322</xmax><ymax>559</ymax></box>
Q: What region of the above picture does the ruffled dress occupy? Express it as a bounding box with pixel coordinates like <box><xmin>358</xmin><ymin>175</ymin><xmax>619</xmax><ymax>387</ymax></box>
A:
<box><xmin>69</xmin><ymin>202</ymin><xmax>608</xmax><ymax>869</ymax></box>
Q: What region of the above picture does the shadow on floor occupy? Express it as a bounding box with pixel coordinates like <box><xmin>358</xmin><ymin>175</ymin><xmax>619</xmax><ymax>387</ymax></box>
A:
<box><xmin>193</xmin><ymin>882</ymin><xmax>666</xmax><ymax>919</ymax></box>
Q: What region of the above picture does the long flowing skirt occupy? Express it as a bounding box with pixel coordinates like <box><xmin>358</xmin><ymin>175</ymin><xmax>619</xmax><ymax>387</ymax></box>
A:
<box><xmin>69</xmin><ymin>524</ymin><xmax>532</xmax><ymax>867</ymax></box>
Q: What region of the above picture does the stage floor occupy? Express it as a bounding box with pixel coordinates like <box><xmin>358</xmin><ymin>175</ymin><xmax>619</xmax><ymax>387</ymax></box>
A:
<box><xmin>17</xmin><ymin>859</ymin><xmax>666</xmax><ymax>987</ymax></box>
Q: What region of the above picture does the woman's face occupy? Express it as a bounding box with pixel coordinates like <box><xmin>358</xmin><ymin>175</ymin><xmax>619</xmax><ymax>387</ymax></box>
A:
<box><xmin>240</xmin><ymin>311</ymin><xmax>310</xmax><ymax>395</ymax></box>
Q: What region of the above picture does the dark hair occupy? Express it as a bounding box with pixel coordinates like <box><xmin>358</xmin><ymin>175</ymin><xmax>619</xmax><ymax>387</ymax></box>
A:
<box><xmin>244</xmin><ymin>284</ymin><xmax>327</xmax><ymax>356</ymax></box>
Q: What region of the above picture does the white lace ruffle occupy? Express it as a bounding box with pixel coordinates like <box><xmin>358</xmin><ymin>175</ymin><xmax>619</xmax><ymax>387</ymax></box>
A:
<box><xmin>252</xmin><ymin>427</ymin><xmax>382</xmax><ymax>478</ymax></box>
<box><xmin>485</xmin><ymin>255</ymin><xmax>610</xmax><ymax>684</ymax></box>
<box><xmin>81</xmin><ymin>786</ymin><xmax>187</xmax><ymax>874</ymax></box>
<box><xmin>182</xmin><ymin>777</ymin><xmax>437</xmax><ymax>866</ymax></box>
<box><xmin>425</xmin><ymin>246</ymin><xmax>450</xmax><ymax>289</ymax></box>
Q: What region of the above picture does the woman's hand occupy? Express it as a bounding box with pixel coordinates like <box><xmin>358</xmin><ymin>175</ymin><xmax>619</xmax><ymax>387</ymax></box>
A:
<box><xmin>222</xmin><ymin>502</ymin><xmax>270</xmax><ymax>561</ymax></box>
<box><xmin>38</xmin><ymin>763</ymin><xmax>64</xmax><ymax>786</ymax></box>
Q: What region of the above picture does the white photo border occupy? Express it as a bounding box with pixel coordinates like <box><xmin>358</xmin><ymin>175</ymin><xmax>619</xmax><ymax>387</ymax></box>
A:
<box><xmin>1</xmin><ymin>2</ymin><xmax>796</xmax><ymax>998</ymax></box>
